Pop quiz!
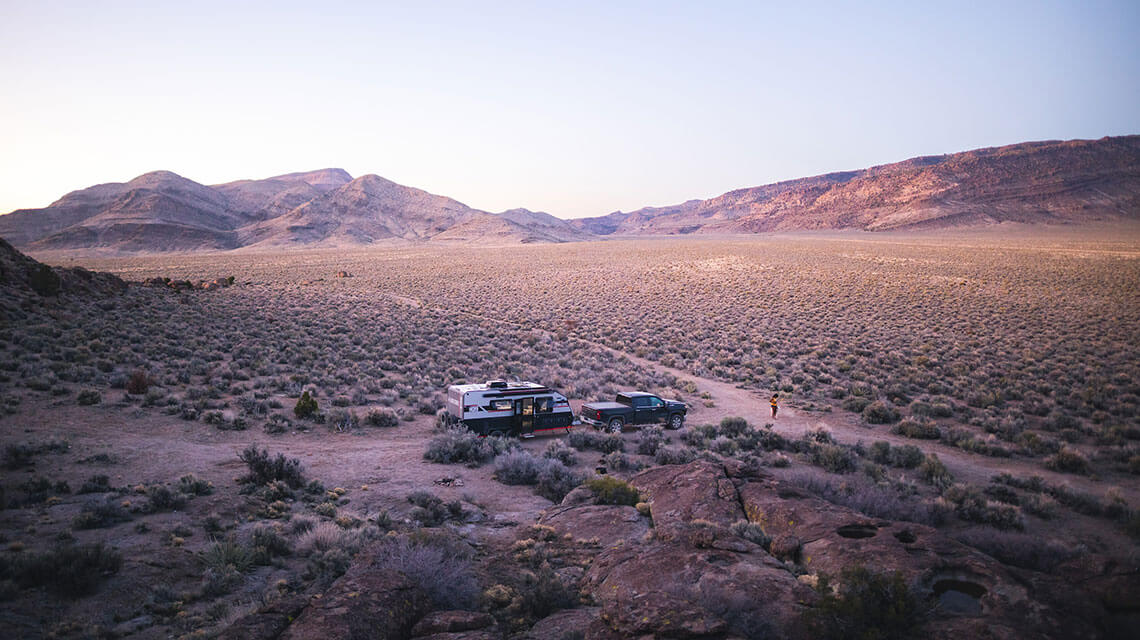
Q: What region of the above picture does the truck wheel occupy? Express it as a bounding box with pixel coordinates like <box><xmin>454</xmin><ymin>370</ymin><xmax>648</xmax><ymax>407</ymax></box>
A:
<box><xmin>488</xmin><ymin>429</ymin><xmax>506</xmax><ymax>438</ymax></box>
<box><xmin>607</xmin><ymin>418</ymin><xmax>624</xmax><ymax>434</ymax></box>
<box><xmin>668</xmin><ymin>413</ymin><xmax>684</xmax><ymax>430</ymax></box>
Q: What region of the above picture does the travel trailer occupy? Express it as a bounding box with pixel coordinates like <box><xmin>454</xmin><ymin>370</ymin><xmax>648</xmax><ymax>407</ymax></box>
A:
<box><xmin>444</xmin><ymin>380</ymin><xmax>575</xmax><ymax>437</ymax></box>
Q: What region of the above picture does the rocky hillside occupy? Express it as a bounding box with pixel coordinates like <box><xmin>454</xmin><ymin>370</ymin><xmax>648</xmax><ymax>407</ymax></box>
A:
<box><xmin>0</xmin><ymin>237</ymin><xmax>126</xmax><ymax>323</ymax></box>
<box><xmin>0</xmin><ymin>169</ymin><xmax>591</xmax><ymax>252</ymax></box>
<box><xmin>573</xmin><ymin>135</ymin><xmax>1140</xmax><ymax>235</ymax></box>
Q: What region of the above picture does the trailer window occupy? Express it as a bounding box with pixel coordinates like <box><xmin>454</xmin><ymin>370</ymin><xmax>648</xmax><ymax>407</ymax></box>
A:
<box><xmin>535</xmin><ymin>397</ymin><xmax>553</xmax><ymax>413</ymax></box>
<box><xmin>489</xmin><ymin>399</ymin><xmax>512</xmax><ymax>411</ymax></box>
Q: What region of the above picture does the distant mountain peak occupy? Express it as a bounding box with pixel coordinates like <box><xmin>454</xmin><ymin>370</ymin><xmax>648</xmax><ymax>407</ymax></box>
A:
<box><xmin>3</xmin><ymin>135</ymin><xmax>1136</xmax><ymax>253</ymax></box>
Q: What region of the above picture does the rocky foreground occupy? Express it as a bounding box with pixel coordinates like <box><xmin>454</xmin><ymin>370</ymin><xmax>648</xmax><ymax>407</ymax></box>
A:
<box><xmin>222</xmin><ymin>461</ymin><xmax>1132</xmax><ymax>639</ymax></box>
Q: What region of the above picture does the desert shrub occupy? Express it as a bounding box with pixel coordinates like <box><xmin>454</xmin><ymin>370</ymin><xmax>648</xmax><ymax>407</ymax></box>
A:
<box><xmin>4</xmin><ymin>439</ymin><xmax>69</xmax><ymax>469</ymax></box>
<box><xmin>125</xmin><ymin>370</ymin><xmax>151</xmax><ymax>395</ymax></box>
<box><xmin>636</xmin><ymin>425</ymin><xmax>667</xmax><ymax>456</ymax></box>
<box><xmin>729</xmin><ymin>520</ymin><xmax>771</xmax><ymax>550</ymax></box>
<box><xmin>535</xmin><ymin>462</ymin><xmax>584</xmax><ymax>503</ymax></box>
<box><xmin>655</xmin><ymin>446</ymin><xmax>698</xmax><ymax>466</ymax></box>
<box><xmin>991</xmin><ymin>472</ymin><xmax>1047</xmax><ymax>493</ymax></box>
<box><xmin>371</xmin><ymin>535</ymin><xmax>479</xmax><ymax>609</ymax></box>
<box><xmin>3</xmin><ymin>443</ymin><xmax>37</xmax><ymax>469</ymax></box>
<box><xmin>14</xmin><ymin>476</ymin><xmax>69</xmax><ymax>505</ymax></box>
<box><xmin>802</xmin><ymin>566</ymin><xmax>925</xmax><ymax>640</ymax></box>
<box><xmin>956</xmin><ymin>529</ymin><xmax>1080</xmax><ymax>571</ymax></box>
<box><xmin>543</xmin><ymin>440</ymin><xmax>578</xmax><ymax>467</ymax></box>
<box><xmin>407</xmin><ymin>490</ymin><xmax>459</xmax><ymax>526</ymax></box>
<box><xmin>199</xmin><ymin>537</ymin><xmax>254</xmax><ymax>595</ymax></box>
<box><xmin>943</xmin><ymin>484</ymin><xmax>1024</xmax><ymax>530</ymax></box>
<box><xmin>889</xmin><ymin>444</ymin><xmax>925</xmax><ymax>469</ymax></box>
<box><xmin>29</xmin><ymin>264</ymin><xmax>61</xmax><ymax>296</ymax></box>
<box><xmin>862</xmin><ymin>401</ymin><xmax>900</xmax><ymax>424</ymax></box>
<box><xmin>804</xmin><ymin>427</ymin><xmax>835</xmax><ymax>444</ymax></box>
<box><xmin>326</xmin><ymin>408</ymin><xmax>358</xmax><ymax>432</ymax></box>
<box><xmin>72</xmin><ymin>499</ymin><xmax>131</xmax><ymax>529</ymax></box>
<box><xmin>178</xmin><ymin>473</ymin><xmax>213</xmax><ymax>496</ymax></box>
<box><xmin>710</xmin><ymin>436</ymin><xmax>739</xmax><ymax>456</ymax></box>
<box><xmin>568</xmin><ymin>430</ymin><xmax>625</xmax><ymax>454</ymax></box>
<box><xmin>783</xmin><ymin>468</ymin><xmax>949</xmax><ymax>526</ymax></box>
<box><xmin>77</xmin><ymin>474</ymin><xmax>112</xmax><ymax>494</ymax></box>
<box><xmin>238</xmin><ymin>446</ymin><xmax>305</xmax><ymax>488</ymax></box>
<box><xmin>495</xmin><ymin>450</ymin><xmax>547</xmax><ymax>485</ymax></box>
<box><xmin>869</xmin><ymin>441</ymin><xmax>892</xmax><ymax>464</ymax></box>
<box><xmin>892</xmin><ymin>419</ymin><xmax>940</xmax><ymax>439</ymax></box>
<box><xmin>719</xmin><ymin>416</ymin><xmax>750</xmax><ymax>437</ymax></box>
<box><xmin>1049</xmin><ymin>484</ymin><xmax>1105</xmax><ymax>517</ymax></box>
<box><xmin>811</xmin><ymin>443</ymin><xmax>858</xmax><ymax>474</ymax></box>
<box><xmin>601</xmin><ymin>451</ymin><xmax>644</xmax><ymax>472</ymax></box>
<box><xmin>365</xmin><ymin>407</ymin><xmax>399</xmax><ymax>427</ymax></box>
<box><xmin>249</xmin><ymin>524</ymin><xmax>293</xmax><ymax>562</ymax></box>
<box><xmin>494</xmin><ymin>451</ymin><xmax>583</xmax><ymax>501</ymax></box>
<box><xmin>145</xmin><ymin>484</ymin><xmax>188</xmax><ymax>512</ymax></box>
<box><xmin>841</xmin><ymin>396</ymin><xmax>872</xmax><ymax>413</ymax></box>
<box><xmin>424</xmin><ymin>428</ymin><xmax>517</xmax><ymax>466</ymax></box>
<box><xmin>586</xmin><ymin>476</ymin><xmax>640</xmax><ymax>506</ymax></box>
<box><xmin>1045</xmin><ymin>447</ymin><xmax>1091</xmax><ymax>475</ymax></box>
<box><xmin>76</xmin><ymin>389</ymin><xmax>102</xmax><ymax>406</ymax></box>
<box><xmin>919</xmin><ymin>453</ymin><xmax>953</xmax><ymax>490</ymax></box>
<box><xmin>264</xmin><ymin>413</ymin><xmax>292</xmax><ymax>434</ymax></box>
<box><xmin>0</xmin><ymin>543</ymin><xmax>121</xmax><ymax>597</ymax></box>
<box><xmin>294</xmin><ymin>391</ymin><xmax>318</xmax><ymax>419</ymax></box>
<box><xmin>983</xmin><ymin>484</ymin><xmax>1020</xmax><ymax>505</ymax></box>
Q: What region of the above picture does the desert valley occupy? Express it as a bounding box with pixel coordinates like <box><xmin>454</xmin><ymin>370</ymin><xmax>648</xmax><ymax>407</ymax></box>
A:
<box><xmin>1</xmin><ymin>136</ymin><xmax>1139</xmax><ymax>640</ymax></box>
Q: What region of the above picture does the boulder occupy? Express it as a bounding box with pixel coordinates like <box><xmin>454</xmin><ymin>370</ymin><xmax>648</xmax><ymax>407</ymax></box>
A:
<box><xmin>216</xmin><ymin>595</ymin><xmax>308</xmax><ymax>640</ymax></box>
<box><xmin>539</xmin><ymin>503</ymin><xmax>649</xmax><ymax>548</ymax></box>
<box><xmin>738</xmin><ymin>477</ymin><xmax>1103</xmax><ymax>640</ymax></box>
<box><xmin>279</xmin><ymin>563</ymin><xmax>432</xmax><ymax>640</ymax></box>
<box><xmin>630</xmin><ymin>460</ymin><xmax>744</xmax><ymax>529</ymax></box>
<box><xmin>523</xmin><ymin>607</ymin><xmax>602</xmax><ymax>640</ymax></box>
<box><xmin>583</xmin><ymin>538</ymin><xmax>815</xmax><ymax>638</ymax></box>
<box><xmin>411</xmin><ymin>610</ymin><xmax>495</xmax><ymax>636</ymax></box>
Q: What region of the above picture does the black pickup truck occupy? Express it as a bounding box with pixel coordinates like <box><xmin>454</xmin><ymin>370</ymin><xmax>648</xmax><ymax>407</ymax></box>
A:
<box><xmin>580</xmin><ymin>392</ymin><xmax>688</xmax><ymax>432</ymax></box>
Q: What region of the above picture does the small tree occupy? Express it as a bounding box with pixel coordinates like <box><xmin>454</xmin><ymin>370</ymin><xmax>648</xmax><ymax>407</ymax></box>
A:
<box><xmin>294</xmin><ymin>391</ymin><xmax>318</xmax><ymax>419</ymax></box>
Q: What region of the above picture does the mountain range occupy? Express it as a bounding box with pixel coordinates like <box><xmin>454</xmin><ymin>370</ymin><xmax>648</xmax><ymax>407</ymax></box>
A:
<box><xmin>1</xmin><ymin>135</ymin><xmax>1137</xmax><ymax>253</ymax></box>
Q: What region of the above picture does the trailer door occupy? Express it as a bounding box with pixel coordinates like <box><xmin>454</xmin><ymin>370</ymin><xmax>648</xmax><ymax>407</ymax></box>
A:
<box><xmin>515</xmin><ymin>397</ymin><xmax>534</xmax><ymax>435</ymax></box>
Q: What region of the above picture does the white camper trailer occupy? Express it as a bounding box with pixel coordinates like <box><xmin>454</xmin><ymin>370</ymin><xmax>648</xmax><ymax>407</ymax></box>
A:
<box><xmin>445</xmin><ymin>380</ymin><xmax>575</xmax><ymax>437</ymax></box>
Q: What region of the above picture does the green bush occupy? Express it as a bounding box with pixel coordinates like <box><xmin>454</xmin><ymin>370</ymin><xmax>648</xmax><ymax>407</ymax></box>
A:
<box><xmin>76</xmin><ymin>389</ymin><xmax>102</xmax><ymax>406</ymax></box>
<box><xmin>802</xmin><ymin>566</ymin><xmax>925</xmax><ymax>640</ymax></box>
<box><xmin>294</xmin><ymin>391</ymin><xmax>319</xmax><ymax>419</ymax></box>
<box><xmin>586</xmin><ymin>476</ymin><xmax>640</xmax><ymax>506</ymax></box>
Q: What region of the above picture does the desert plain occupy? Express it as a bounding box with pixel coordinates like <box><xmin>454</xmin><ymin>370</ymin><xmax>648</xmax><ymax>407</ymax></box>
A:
<box><xmin>1</xmin><ymin>227</ymin><xmax>1138</xmax><ymax>639</ymax></box>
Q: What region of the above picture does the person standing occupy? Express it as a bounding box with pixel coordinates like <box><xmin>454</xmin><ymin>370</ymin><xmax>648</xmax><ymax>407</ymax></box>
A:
<box><xmin>770</xmin><ymin>393</ymin><xmax>779</xmax><ymax>418</ymax></box>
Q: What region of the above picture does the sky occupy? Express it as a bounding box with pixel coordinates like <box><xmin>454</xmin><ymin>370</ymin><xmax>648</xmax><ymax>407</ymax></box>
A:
<box><xmin>1</xmin><ymin>1</ymin><xmax>1138</xmax><ymax>219</ymax></box>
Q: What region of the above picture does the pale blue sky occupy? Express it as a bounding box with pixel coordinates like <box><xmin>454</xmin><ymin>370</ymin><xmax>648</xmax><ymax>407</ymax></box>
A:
<box><xmin>1</xmin><ymin>0</ymin><xmax>1137</xmax><ymax>218</ymax></box>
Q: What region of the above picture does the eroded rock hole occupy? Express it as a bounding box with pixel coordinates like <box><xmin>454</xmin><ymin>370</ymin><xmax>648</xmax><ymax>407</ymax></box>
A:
<box><xmin>836</xmin><ymin>524</ymin><xmax>878</xmax><ymax>539</ymax></box>
<box><xmin>933</xmin><ymin>579</ymin><xmax>986</xmax><ymax>615</ymax></box>
<box><xmin>893</xmin><ymin>529</ymin><xmax>917</xmax><ymax>543</ymax></box>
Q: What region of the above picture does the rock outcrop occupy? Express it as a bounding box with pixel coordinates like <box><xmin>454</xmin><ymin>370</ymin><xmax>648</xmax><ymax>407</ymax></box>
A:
<box><xmin>225</xmin><ymin>460</ymin><xmax>1113</xmax><ymax>640</ymax></box>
